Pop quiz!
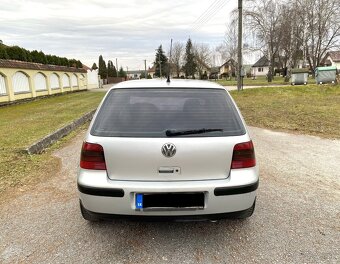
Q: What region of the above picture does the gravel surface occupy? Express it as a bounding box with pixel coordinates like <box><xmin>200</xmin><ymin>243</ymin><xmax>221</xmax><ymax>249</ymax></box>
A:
<box><xmin>0</xmin><ymin>127</ymin><xmax>339</xmax><ymax>263</ymax></box>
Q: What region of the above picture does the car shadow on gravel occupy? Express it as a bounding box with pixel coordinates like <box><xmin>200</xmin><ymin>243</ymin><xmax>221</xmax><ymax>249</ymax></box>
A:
<box><xmin>87</xmin><ymin>218</ymin><xmax>251</xmax><ymax>243</ymax></box>
<box><xmin>77</xmin><ymin>218</ymin><xmax>256</xmax><ymax>262</ymax></box>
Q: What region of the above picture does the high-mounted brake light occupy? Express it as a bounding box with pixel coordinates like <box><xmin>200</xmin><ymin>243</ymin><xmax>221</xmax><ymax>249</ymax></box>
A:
<box><xmin>80</xmin><ymin>142</ymin><xmax>106</xmax><ymax>170</ymax></box>
<box><xmin>231</xmin><ymin>141</ymin><xmax>256</xmax><ymax>169</ymax></box>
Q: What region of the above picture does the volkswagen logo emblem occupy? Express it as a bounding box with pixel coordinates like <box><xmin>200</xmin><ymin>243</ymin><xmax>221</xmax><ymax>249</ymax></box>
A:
<box><xmin>161</xmin><ymin>143</ymin><xmax>176</xmax><ymax>158</ymax></box>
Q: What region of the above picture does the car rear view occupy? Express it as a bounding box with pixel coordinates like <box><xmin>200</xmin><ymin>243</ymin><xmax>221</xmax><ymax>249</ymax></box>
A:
<box><xmin>78</xmin><ymin>80</ymin><xmax>259</xmax><ymax>221</ymax></box>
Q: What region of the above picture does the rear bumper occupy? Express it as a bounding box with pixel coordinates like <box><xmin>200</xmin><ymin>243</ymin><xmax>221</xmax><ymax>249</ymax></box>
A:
<box><xmin>80</xmin><ymin>200</ymin><xmax>256</xmax><ymax>221</ymax></box>
<box><xmin>78</xmin><ymin>166</ymin><xmax>259</xmax><ymax>216</ymax></box>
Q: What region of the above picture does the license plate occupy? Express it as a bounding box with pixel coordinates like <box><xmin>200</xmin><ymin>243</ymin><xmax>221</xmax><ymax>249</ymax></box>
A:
<box><xmin>135</xmin><ymin>194</ymin><xmax>143</xmax><ymax>209</ymax></box>
<box><xmin>135</xmin><ymin>193</ymin><xmax>204</xmax><ymax>210</ymax></box>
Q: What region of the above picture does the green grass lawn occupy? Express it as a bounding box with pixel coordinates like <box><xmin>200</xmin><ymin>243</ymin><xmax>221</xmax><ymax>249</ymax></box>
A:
<box><xmin>214</xmin><ymin>75</ymin><xmax>296</xmax><ymax>86</ymax></box>
<box><xmin>230</xmin><ymin>84</ymin><xmax>340</xmax><ymax>139</ymax></box>
<box><xmin>0</xmin><ymin>91</ymin><xmax>105</xmax><ymax>194</ymax></box>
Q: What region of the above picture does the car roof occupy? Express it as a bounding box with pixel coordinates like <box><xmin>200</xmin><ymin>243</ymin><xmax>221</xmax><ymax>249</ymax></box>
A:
<box><xmin>109</xmin><ymin>79</ymin><xmax>225</xmax><ymax>90</ymax></box>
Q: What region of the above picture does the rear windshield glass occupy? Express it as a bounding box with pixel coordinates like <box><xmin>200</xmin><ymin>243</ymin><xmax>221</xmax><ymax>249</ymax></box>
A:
<box><xmin>91</xmin><ymin>88</ymin><xmax>246</xmax><ymax>137</ymax></box>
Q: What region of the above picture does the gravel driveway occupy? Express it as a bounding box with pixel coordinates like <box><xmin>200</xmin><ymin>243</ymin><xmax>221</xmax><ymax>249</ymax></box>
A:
<box><xmin>0</xmin><ymin>127</ymin><xmax>339</xmax><ymax>263</ymax></box>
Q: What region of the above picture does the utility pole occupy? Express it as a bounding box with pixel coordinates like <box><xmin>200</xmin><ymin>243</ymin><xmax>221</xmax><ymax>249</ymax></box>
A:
<box><xmin>115</xmin><ymin>58</ymin><xmax>118</xmax><ymax>77</ymax></box>
<box><xmin>237</xmin><ymin>0</ymin><xmax>243</xmax><ymax>91</ymax></box>
<box><xmin>144</xmin><ymin>60</ymin><xmax>147</xmax><ymax>79</ymax></box>
<box><xmin>159</xmin><ymin>53</ymin><xmax>162</xmax><ymax>78</ymax></box>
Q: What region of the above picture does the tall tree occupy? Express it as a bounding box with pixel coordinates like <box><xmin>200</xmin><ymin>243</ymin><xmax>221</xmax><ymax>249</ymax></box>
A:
<box><xmin>303</xmin><ymin>0</ymin><xmax>340</xmax><ymax>75</ymax></box>
<box><xmin>171</xmin><ymin>42</ymin><xmax>184</xmax><ymax>77</ymax></box>
<box><xmin>91</xmin><ymin>63</ymin><xmax>98</xmax><ymax>70</ymax></box>
<box><xmin>218</xmin><ymin>12</ymin><xmax>239</xmax><ymax>63</ymax></box>
<box><xmin>98</xmin><ymin>55</ymin><xmax>107</xmax><ymax>79</ymax></box>
<box><xmin>38</xmin><ymin>51</ymin><xmax>48</xmax><ymax>64</ymax></box>
<box><xmin>118</xmin><ymin>66</ymin><xmax>127</xmax><ymax>77</ymax></box>
<box><xmin>193</xmin><ymin>43</ymin><xmax>211</xmax><ymax>79</ymax></box>
<box><xmin>107</xmin><ymin>60</ymin><xmax>117</xmax><ymax>77</ymax></box>
<box><xmin>154</xmin><ymin>45</ymin><xmax>168</xmax><ymax>77</ymax></box>
<box><xmin>0</xmin><ymin>45</ymin><xmax>9</xmax><ymax>59</ymax></box>
<box><xmin>244</xmin><ymin>0</ymin><xmax>283</xmax><ymax>82</ymax></box>
<box><xmin>183</xmin><ymin>38</ymin><xmax>197</xmax><ymax>78</ymax></box>
<box><xmin>243</xmin><ymin>0</ymin><xmax>340</xmax><ymax>78</ymax></box>
<box><xmin>6</xmin><ymin>46</ymin><xmax>27</xmax><ymax>61</ymax></box>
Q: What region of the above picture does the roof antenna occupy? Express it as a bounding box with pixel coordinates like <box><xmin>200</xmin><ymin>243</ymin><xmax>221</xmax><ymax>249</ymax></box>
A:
<box><xmin>167</xmin><ymin>38</ymin><xmax>173</xmax><ymax>83</ymax></box>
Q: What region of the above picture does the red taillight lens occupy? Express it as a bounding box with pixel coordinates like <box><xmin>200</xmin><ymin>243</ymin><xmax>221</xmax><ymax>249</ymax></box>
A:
<box><xmin>231</xmin><ymin>141</ymin><xmax>256</xmax><ymax>169</ymax></box>
<box><xmin>80</xmin><ymin>142</ymin><xmax>106</xmax><ymax>170</ymax></box>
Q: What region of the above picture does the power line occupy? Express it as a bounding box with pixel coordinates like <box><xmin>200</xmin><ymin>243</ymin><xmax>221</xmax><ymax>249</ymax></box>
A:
<box><xmin>192</xmin><ymin>0</ymin><xmax>224</xmax><ymax>26</ymax></box>
<box><xmin>192</xmin><ymin>0</ymin><xmax>231</xmax><ymax>31</ymax></box>
<box><xmin>194</xmin><ymin>0</ymin><xmax>231</xmax><ymax>29</ymax></box>
<box><xmin>192</xmin><ymin>0</ymin><xmax>225</xmax><ymax>30</ymax></box>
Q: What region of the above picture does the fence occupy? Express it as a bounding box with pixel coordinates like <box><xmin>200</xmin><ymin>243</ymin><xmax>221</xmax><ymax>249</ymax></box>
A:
<box><xmin>0</xmin><ymin>59</ymin><xmax>88</xmax><ymax>104</ymax></box>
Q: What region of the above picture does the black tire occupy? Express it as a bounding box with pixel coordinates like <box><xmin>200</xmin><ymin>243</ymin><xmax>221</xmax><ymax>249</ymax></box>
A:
<box><xmin>231</xmin><ymin>198</ymin><xmax>256</xmax><ymax>219</ymax></box>
<box><xmin>80</xmin><ymin>200</ymin><xmax>100</xmax><ymax>222</ymax></box>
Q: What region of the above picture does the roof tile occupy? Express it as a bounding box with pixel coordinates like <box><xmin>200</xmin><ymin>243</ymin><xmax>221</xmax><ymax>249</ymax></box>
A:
<box><xmin>0</xmin><ymin>59</ymin><xmax>86</xmax><ymax>73</ymax></box>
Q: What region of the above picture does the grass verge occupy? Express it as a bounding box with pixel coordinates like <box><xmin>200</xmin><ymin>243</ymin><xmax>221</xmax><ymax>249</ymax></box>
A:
<box><xmin>213</xmin><ymin>76</ymin><xmax>305</xmax><ymax>86</ymax></box>
<box><xmin>0</xmin><ymin>91</ymin><xmax>105</xmax><ymax>194</ymax></box>
<box><xmin>230</xmin><ymin>84</ymin><xmax>340</xmax><ymax>139</ymax></box>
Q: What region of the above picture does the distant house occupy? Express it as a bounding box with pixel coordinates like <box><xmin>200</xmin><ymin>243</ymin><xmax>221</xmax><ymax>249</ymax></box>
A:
<box><xmin>195</xmin><ymin>57</ymin><xmax>211</xmax><ymax>79</ymax></box>
<box><xmin>148</xmin><ymin>66</ymin><xmax>156</xmax><ymax>78</ymax></box>
<box><xmin>127</xmin><ymin>70</ymin><xmax>144</xmax><ymax>79</ymax></box>
<box><xmin>209</xmin><ymin>67</ymin><xmax>220</xmax><ymax>79</ymax></box>
<box><xmin>252</xmin><ymin>56</ymin><xmax>270</xmax><ymax>76</ymax></box>
<box><xmin>322</xmin><ymin>51</ymin><xmax>340</xmax><ymax>70</ymax></box>
<box><xmin>219</xmin><ymin>59</ymin><xmax>236</xmax><ymax>78</ymax></box>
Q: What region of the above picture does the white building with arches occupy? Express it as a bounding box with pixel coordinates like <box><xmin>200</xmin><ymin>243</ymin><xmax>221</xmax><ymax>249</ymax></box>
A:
<box><xmin>0</xmin><ymin>59</ymin><xmax>88</xmax><ymax>103</ymax></box>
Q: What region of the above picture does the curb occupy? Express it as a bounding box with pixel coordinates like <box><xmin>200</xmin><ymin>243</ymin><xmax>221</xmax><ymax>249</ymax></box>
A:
<box><xmin>25</xmin><ymin>110</ymin><xmax>96</xmax><ymax>155</ymax></box>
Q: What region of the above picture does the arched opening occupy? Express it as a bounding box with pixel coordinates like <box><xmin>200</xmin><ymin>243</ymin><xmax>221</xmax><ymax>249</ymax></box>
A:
<box><xmin>50</xmin><ymin>73</ymin><xmax>60</xmax><ymax>89</ymax></box>
<box><xmin>12</xmin><ymin>71</ymin><xmax>30</xmax><ymax>93</ymax></box>
<box><xmin>0</xmin><ymin>72</ymin><xmax>7</xmax><ymax>95</ymax></box>
<box><xmin>34</xmin><ymin>72</ymin><xmax>47</xmax><ymax>91</ymax></box>
<box><xmin>62</xmin><ymin>73</ymin><xmax>70</xmax><ymax>88</ymax></box>
<box><xmin>71</xmin><ymin>74</ymin><xmax>78</xmax><ymax>87</ymax></box>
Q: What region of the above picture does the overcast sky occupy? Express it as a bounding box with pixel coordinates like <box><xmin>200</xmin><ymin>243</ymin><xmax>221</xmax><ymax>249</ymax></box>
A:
<box><xmin>0</xmin><ymin>0</ymin><xmax>239</xmax><ymax>70</ymax></box>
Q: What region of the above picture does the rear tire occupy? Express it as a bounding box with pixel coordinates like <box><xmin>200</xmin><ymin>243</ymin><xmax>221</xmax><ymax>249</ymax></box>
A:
<box><xmin>80</xmin><ymin>200</ymin><xmax>100</xmax><ymax>222</ymax></box>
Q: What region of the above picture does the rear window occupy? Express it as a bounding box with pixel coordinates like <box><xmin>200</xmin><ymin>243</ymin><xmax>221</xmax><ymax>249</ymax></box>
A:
<box><xmin>91</xmin><ymin>88</ymin><xmax>246</xmax><ymax>137</ymax></box>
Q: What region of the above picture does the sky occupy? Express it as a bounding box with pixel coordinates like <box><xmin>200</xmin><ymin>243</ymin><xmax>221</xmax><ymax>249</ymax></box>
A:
<box><xmin>0</xmin><ymin>0</ymin><xmax>241</xmax><ymax>70</ymax></box>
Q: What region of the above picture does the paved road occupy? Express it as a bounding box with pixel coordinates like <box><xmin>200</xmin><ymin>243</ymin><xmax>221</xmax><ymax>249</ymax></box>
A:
<box><xmin>91</xmin><ymin>83</ymin><xmax>287</xmax><ymax>93</ymax></box>
<box><xmin>0</xmin><ymin>127</ymin><xmax>339</xmax><ymax>263</ymax></box>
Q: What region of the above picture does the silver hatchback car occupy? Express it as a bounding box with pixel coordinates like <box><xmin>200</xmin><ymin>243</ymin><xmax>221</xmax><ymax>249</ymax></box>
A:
<box><xmin>78</xmin><ymin>79</ymin><xmax>259</xmax><ymax>221</ymax></box>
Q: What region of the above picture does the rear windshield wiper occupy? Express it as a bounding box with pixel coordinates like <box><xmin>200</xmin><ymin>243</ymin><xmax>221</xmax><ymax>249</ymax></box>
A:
<box><xmin>165</xmin><ymin>128</ymin><xmax>224</xmax><ymax>137</ymax></box>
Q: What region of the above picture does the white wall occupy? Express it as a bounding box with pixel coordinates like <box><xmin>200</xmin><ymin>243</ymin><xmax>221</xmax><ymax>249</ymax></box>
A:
<box><xmin>34</xmin><ymin>73</ymin><xmax>47</xmax><ymax>91</ymax></box>
<box><xmin>62</xmin><ymin>74</ymin><xmax>70</xmax><ymax>88</ymax></box>
<box><xmin>12</xmin><ymin>71</ymin><xmax>30</xmax><ymax>93</ymax></box>
<box><xmin>0</xmin><ymin>74</ymin><xmax>6</xmax><ymax>94</ymax></box>
<box><xmin>87</xmin><ymin>69</ymin><xmax>99</xmax><ymax>89</ymax></box>
<box><xmin>252</xmin><ymin>66</ymin><xmax>269</xmax><ymax>76</ymax></box>
<box><xmin>50</xmin><ymin>73</ymin><xmax>59</xmax><ymax>89</ymax></box>
<box><xmin>71</xmin><ymin>74</ymin><xmax>78</xmax><ymax>87</ymax></box>
<box><xmin>329</xmin><ymin>57</ymin><xmax>340</xmax><ymax>70</ymax></box>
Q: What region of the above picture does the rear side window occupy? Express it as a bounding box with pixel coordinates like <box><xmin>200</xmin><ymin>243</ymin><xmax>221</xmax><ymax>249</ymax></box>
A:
<box><xmin>91</xmin><ymin>88</ymin><xmax>246</xmax><ymax>137</ymax></box>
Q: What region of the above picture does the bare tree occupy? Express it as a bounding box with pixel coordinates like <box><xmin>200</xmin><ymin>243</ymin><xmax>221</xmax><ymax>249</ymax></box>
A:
<box><xmin>303</xmin><ymin>0</ymin><xmax>340</xmax><ymax>75</ymax></box>
<box><xmin>171</xmin><ymin>42</ymin><xmax>184</xmax><ymax>78</ymax></box>
<box><xmin>243</xmin><ymin>0</ymin><xmax>340</xmax><ymax>80</ymax></box>
<box><xmin>215</xmin><ymin>44</ymin><xmax>228</xmax><ymax>65</ymax></box>
<box><xmin>277</xmin><ymin>1</ymin><xmax>307</xmax><ymax>81</ymax></box>
<box><xmin>193</xmin><ymin>43</ymin><xmax>212</xmax><ymax>79</ymax></box>
<box><xmin>244</xmin><ymin>0</ymin><xmax>284</xmax><ymax>82</ymax></box>
<box><xmin>216</xmin><ymin>12</ymin><xmax>240</xmax><ymax>67</ymax></box>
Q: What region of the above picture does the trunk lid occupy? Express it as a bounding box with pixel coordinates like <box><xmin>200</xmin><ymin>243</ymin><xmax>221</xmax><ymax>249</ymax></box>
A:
<box><xmin>95</xmin><ymin>136</ymin><xmax>245</xmax><ymax>181</ymax></box>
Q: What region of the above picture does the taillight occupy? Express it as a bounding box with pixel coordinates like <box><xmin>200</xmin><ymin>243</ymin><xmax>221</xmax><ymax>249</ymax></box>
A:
<box><xmin>231</xmin><ymin>141</ymin><xmax>256</xmax><ymax>169</ymax></box>
<box><xmin>80</xmin><ymin>142</ymin><xmax>106</xmax><ymax>170</ymax></box>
